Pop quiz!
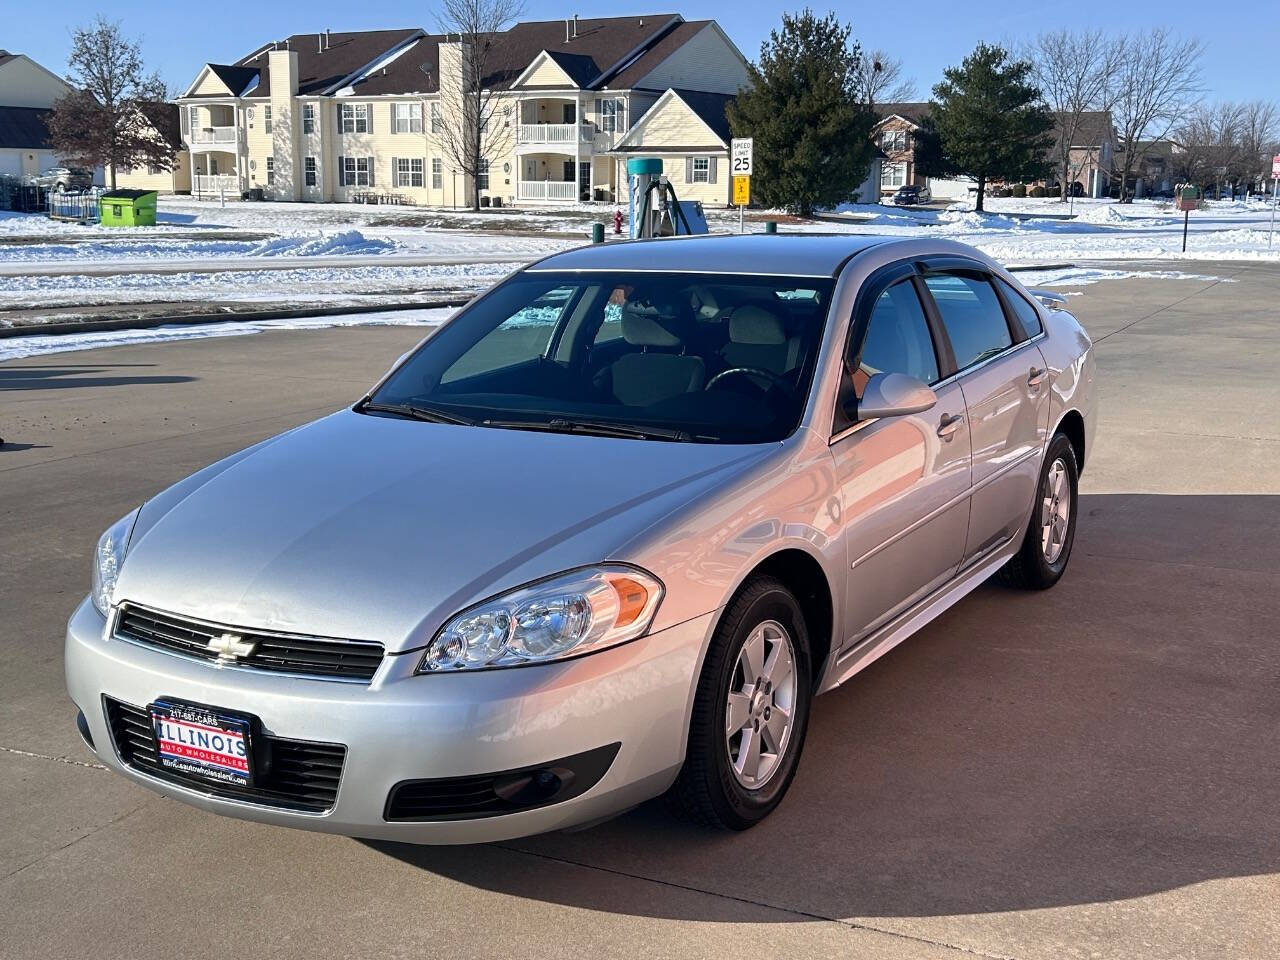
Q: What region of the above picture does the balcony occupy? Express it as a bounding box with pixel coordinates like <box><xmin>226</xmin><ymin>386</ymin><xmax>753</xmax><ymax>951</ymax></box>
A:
<box><xmin>516</xmin><ymin>122</ymin><xmax>606</xmax><ymax>153</ymax></box>
<box><xmin>188</xmin><ymin>126</ymin><xmax>239</xmax><ymax>148</ymax></box>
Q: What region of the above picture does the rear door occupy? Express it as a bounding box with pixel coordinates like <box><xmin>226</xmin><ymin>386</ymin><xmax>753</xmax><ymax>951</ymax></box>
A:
<box><xmin>919</xmin><ymin>262</ymin><xmax>1050</xmax><ymax>569</ymax></box>
<box><xmin>831</xmin><ymin>263</ymin><xmax>972</xmax><ymax>647</ymax></box>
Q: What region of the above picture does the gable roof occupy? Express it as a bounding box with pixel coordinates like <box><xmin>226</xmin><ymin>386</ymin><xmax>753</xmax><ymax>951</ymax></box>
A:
<box><xmin>874</xmin><ymin>102</ymin><xmax>931</xmax><ymax>127</ymax></box>
<box><xmin>0</xmin><ymin>50</ymin><xmax>19</xmax><ymax>69</ymax></box>
<box><xmin>205</xmin><ymin>63</ymin><xmax>261</xmax><ymax>97</ymax></box>
<box><xmin>0</xmin><ymin>105</ymin><xmax>52</xmax><ymax>149</ymax></box>
<box><xmin>611</xmin><ymin>87</ymin><xmax>733</xmax><ymax>153</ymax></box>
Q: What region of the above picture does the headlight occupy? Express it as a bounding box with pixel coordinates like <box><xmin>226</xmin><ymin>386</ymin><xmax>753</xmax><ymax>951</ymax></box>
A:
<box><xmin>418</xmin><ymin>565</ymin><xmax>664</xmax><ymax>672</ymax></box>
<box><xmin>91</xmin><ymin>509</ymin><xmax>140</xmax><ymax>616</ymax></box>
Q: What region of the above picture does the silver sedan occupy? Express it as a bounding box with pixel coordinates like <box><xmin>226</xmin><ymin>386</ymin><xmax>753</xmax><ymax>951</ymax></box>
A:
<box><xmin>66</xmin><ymin>234</ymin><xmax>1095</xmax><ymax>843</ymax></box>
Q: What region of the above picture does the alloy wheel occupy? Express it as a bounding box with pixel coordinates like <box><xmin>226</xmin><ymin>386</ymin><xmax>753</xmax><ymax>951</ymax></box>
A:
<box><xmin>1041</xmin><ymin>458</ymin><xmax>1071</xmax><ymax>563</ymax></box>
<box><xmin>725</xmin><ymin>620</ymin><xmax>797</xmax><ymax>789</ymax></box>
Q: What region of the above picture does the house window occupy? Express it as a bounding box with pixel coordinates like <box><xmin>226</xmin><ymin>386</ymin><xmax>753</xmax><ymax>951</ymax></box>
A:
<box><xmin>880</xmin><ymin>129</ymin><xmax>908</xmax><ymax>152</ymax></box>
<box><xmin>396</xmin><ymin>157</ymin><xmax>424</xmax><ymax>187</ymax></box>
<box><xmin>597</xmin><ymin>97</ymin><xmax>624</xmax><ymax>133</ymax></box>
<box><xmin>393</xmin><ymin>102</ymin><xmax>423</xmax><ymax>133</ymax></box>
<box><xmin>881</xmin><ymin>161</ymin><xmax>907</xmax><ymax>187</ymax></box>
<box><xmin>430</xmin><ymin>102</ymin><xmax>441</xmax><ymax>134</ymax></box>
<box><xmin>266</xmin><ymin>156</ymin><xmax>274</xmax><ymax>186</ymax></box>
<box><xmin>304</xmin><ymin>156</ymin><xmax>317</xmax><ymax>187</ymax></box>
<box><xmin>264</xmin><ymin>106</ymin><xmax>273</xmax><ymax>134</ymax></box>
<box><xmin>692</xmin><ymin>156</ymin><xmax>710</xmax><ymax>183</ymax></box>
<box><xmin>431</xmin><ymin>157</ymin><xmax>442</xmax><ymax>189</ymax></box>
<box><xmin>343</xmin><ymin>156</ymin><xmax>371</xmax><ymax>187</ymax></box>
<box><xmin>341</xmin><ymin>103</ymin><xmax>369</xmax><ymax>134</ymax></box>
<box><xmin>303</xmin><ymin>103</ymin><xmax>316</xmax><ymax>134</ymax></box>
<box><xmin>477</xmin><ymin>158</ymin><xmax>490</xmax><ymax>190</ymax></box>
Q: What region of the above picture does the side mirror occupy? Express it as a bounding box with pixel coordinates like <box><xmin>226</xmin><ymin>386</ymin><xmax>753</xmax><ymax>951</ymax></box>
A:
<box><xmin>856</xmin><ymin>372</ymin><xmax>937</xmax><ymax>420</ymax></box>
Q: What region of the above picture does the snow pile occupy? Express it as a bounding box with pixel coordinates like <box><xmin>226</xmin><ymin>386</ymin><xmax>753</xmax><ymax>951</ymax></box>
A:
<box><xmin>1074</xmin><ymin>204</ymin><xmax>1132</xmax><ymax>225</ymax></box>
<box><xmin>936</xmin><ymin>209</ymin><xmax>1018</xmax><ymax>231</ymax></box>
<box><xmin>245</xmin><ymin>230</ymin><xmax>397</xmax><ymax>257</ymax></box>
<box><xmin>0</xmin><ymin>308</ymin><xmax>455</xmax><ymax>362</ymax></box>
<box><xmin>1017</xmin><ymin>267</ymin><xmax>1232</xmax><ymax>287</ymax></box>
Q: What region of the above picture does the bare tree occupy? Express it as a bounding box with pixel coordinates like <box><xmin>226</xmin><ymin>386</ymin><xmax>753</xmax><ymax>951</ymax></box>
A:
<box><xmin>1173</xmin><ymin>103</ymin><xmax>1243</xmax><ymax>194</ymax></box>
<box><xmin>853</xmin><ymin>49</ymin><xmax>917</xmax><ymax>107</ymax></box>
<box><xmin>1109</xmin><ymin>28</ymin><xmax>1203</xmax><ymax>202</ymax></box>
<box><xmin>1236</xmin><ymin>100</ymin><xmax>1279</xmax><ymax>195</ymax></box>
<box><xmin>1028</xmin><ymin>29</ymin><xmax>1121</xmax><ymax>201</ymax></box>
<box><xmin>47</xmin><ymin>17</ymin><xmax>171</xmax><ymax>189</ymax></box>
<box><xmin>435</xmin><ymin>0</ymin><xmax>524</xmax><ymax>210</ymax></box>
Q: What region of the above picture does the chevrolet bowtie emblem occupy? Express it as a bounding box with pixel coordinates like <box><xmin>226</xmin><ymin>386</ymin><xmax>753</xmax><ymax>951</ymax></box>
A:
<box><xmin>207</xmin><ymin>632</ymin><xmax>258</xmax><ymax>662</ymax></box>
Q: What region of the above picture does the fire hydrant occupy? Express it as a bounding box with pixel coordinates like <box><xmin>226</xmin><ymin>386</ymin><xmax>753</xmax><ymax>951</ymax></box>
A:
<box><xmin>612</xmin><ymin>208</ymin><xmax>623</xmax><ymax>235</ymax></box>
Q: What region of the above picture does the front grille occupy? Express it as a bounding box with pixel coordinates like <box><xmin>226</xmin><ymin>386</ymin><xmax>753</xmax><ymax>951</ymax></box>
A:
<box><xmin>105</xmin><ymin>697</ymin><xmax>346</xmax><ymax>813</ymax></box>
<box><xmin>385</xmin><ymin>743</ymin><xmax>620</xmax><ymax>821</ymax></box>
<box><xmin>114</xmin><ymin>604</ymin><xmax>385</xmax><ymax>682</ymax></box>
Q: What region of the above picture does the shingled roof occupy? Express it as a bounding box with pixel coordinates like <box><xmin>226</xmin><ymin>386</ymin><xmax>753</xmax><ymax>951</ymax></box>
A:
<box><xmin>343</xmin><ymin>15</ymin><xmax>686</xmax><ymax>96</ymax></box>
<box><xmin>137</xmin><ymin>101</ymin><xmax>183</xmax><ymax>150</ymax></box>
<box><xmin>233</xmin><ymin>28</ymin><xmax>423</xmax><ymax>97</ymax></box>
<box><xmin>875</xmin><ymin>102</ymin><xmax>931</xmax><ymax>126</ymax></box>
<box><xmin>0</xmin><ymin>105</ymin><xmax>52</xmax><ymax>149</ymax></box>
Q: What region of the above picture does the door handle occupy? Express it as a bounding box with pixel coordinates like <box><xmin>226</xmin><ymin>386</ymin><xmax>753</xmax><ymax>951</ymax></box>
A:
<box><xmin>937</xmin><ymin>413</ymin><xmax>964</xmax><ymax>440</ymax></box>
<box><xmin>1028</xmin><ymin>366</ymin><xmax>1048</xmax><ymax>388</ymax></box>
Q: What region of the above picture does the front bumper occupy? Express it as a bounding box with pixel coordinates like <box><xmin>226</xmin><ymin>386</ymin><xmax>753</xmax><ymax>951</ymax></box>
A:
<box><xmin>65</xmin><ymin>597</ymin><xmax>714</xmax><ymax>844</ymax></box>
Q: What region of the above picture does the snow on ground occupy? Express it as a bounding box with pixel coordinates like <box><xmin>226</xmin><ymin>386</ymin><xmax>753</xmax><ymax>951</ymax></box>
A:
<box><xmin>819</xmin><ymin>197</ymin><xmax>1280</xmax><ymax>263</ymax></box>
<box><xmin>1014</xmin><ymin>266</ymin><xmax>1233</xmax><ymax>288</ymax></box>
<box><xmin>0</xmin><ymin>307</ymin><xmax>454</xmax><ymax>362</ymax></box>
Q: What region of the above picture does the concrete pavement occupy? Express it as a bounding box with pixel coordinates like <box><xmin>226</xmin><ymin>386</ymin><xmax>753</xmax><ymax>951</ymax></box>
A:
<box><xmin>1</xmin><ymin>260</ymin><xmax>1277</xmax><ymax>959</ymax></box>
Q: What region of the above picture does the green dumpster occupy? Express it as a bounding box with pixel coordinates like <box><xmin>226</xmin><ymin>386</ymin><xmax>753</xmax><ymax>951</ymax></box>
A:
<box><xmin>99</xmin><ymin>189</ymin><xmax>158</xmax><ymax>227</ymax></box>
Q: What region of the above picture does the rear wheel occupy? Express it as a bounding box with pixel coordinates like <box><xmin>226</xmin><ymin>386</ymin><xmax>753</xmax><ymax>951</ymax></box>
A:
<box><xmin>999</xmin><ymin>432</ymin><xmax>1079</xmax><ymax>589</ymax></box>
<box><xmin>667</xmin><ymin>576</ymin><xmax>812</xmax><ymax>829</ymax></box>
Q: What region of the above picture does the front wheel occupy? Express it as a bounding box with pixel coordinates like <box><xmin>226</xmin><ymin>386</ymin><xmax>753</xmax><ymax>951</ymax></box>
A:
<box><xmin>998</xmin><ymin>432</ymin><xmax>1079</xmax><ymax>589</ymax></box>
<box><xmin>667</xmin><ymin>576</ymin><xmax>812</xmax><ymax>830</ymax></box>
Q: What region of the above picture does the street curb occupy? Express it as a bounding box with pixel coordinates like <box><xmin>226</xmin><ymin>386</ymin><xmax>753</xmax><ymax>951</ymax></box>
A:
<box><xmin>0</xmin><ymin>299</ymin><xmax>470</xmax><ymax>340</ymax></box>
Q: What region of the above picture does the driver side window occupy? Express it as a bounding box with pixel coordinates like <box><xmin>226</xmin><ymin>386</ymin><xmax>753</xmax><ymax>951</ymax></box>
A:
<box><xmin>853</xmin><ymin>280</ymin><xmax>939</xmax><ymax>398</ymax></box>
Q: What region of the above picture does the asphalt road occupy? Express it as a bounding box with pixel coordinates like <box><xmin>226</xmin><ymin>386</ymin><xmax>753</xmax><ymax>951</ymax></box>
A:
<box><xmin>1</xmin><ymin>260</ymin><xmax>1277</xmax><ymax>959</ymax></box>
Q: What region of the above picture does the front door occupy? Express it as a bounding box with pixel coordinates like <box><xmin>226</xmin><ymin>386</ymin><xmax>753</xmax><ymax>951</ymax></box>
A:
<box><xmin>579</xmin><ymin>161</ymin><xmax>591</xmax><ymax>200</ymax></box>
<box><xmin>832</xmin><ymin>268</ymin><xmax>972</xmax><ymax>647</ymax></box>
<box><xmin>919</xmin><ymin>266</ymin><xmax>1049</xmax><ymax>568</ymax></box>
<box><xmin>562</xmin><ymin>102</ymin><xmax>576</xmax><ymax>124</ymax></box>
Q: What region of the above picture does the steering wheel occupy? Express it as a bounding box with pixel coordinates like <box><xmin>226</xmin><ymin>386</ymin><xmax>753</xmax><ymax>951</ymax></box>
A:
<box><xmin>706</xmin><ymin>366</ymin><xmax>789</xmax><ymax>391</ymax></box>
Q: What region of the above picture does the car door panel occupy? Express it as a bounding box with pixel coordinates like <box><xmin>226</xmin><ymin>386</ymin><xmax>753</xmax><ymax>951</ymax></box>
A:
<box><xmin>957</xmin><ymin>341</ymin><xmax>1050</xmax><ymax>566</ymax></box>
<box><xmin>833</xmin><ymin>381</ymin><xmax>971</xmax><ymax>644</ymax></box>
<box><xmin>831</xmin><ymin>269</ymin><xmax>972</xmax><ymax>650</ymax></box>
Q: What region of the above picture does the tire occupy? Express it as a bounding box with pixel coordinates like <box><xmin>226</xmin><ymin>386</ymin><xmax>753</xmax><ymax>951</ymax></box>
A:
<box><xmin>998</xmin><ymin>432</ymin><xmax>1079</xmax><ymax>589</ymax></box>
<box><xmin>667</xmin><ymin>576</ymin><xmax>812</xmax><ymax>830</ymax></box>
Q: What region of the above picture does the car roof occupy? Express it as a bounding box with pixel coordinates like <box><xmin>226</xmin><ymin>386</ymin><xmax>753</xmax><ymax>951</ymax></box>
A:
<box><xmin>526</xmin><ymin>233</ymin><xmax>898</xmax><ymax>279</ymax></box>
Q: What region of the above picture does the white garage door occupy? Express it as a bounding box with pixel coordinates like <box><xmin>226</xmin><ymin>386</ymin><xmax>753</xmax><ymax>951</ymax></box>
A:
<box><xmin>0</xmin><ymin>150</ymin><xmax>22</xmax><ymax>177</ymax></box>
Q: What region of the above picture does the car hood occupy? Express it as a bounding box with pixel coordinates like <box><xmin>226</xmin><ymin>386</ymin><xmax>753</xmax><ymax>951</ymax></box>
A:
<box><xmin>116</xmin><ymin>410</ymin><xmax>770</xmax><ymax>652</ymax></box>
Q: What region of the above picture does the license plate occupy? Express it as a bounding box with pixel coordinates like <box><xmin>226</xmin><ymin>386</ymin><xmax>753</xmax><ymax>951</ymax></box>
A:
<box><xmin>149</xmin><ymin>700</ymin><xmax>253</xmax><ymax>787</ymax></box>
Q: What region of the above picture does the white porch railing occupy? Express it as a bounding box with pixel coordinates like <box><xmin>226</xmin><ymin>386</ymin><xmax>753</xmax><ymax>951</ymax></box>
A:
<box><xmin>189</xmin><ymin>126</ymin><xmax>238</xmax><ymax>145</ymax></box>
<box><xmin>517</xmin><ymin>180</ymin><xmax>579</xmax><ymax>201</ymax></box>
<box><xmin>517</xmin><ymin>123</ymin><xmax>597</xmax><ymax>146</ymax></box>
<box><xmin>192</xmin><ymin>175</ymin><xmax>241</xmax><ymax>197</ymax></box>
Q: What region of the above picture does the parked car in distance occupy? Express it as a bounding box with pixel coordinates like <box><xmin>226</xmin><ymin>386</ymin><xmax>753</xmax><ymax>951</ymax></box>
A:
<box><xmin>27</xmin><ymin>166</ymin><xmax>94</xmax><ymax>192</ymax></box>
<box><xmin>891</xmin><ymin>183</ymin><xmax>932</xmax><ymax>205</ymax></box>
<box><xmin>66</xmin><ymin>234</ymin><xmax>1096</xmax><ymax>844</ymax></box>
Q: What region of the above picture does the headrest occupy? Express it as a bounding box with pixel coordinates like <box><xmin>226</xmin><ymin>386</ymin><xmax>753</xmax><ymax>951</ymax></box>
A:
<box><xmin>729</xmin><ymin>304</ymin><xmax>786</xmax><ymax>345</ymax></box>
<box><xmin>622</xmin><ymin>304</ymin><xmax>684</xmax><ymax>347</ymax></box>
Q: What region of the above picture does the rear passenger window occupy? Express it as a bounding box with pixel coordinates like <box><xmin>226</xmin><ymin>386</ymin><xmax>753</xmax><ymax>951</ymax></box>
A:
<box><xmin>996</xmin><ymin>278</ymin><xmax>1043</xmax><ymax>339</ymax></box>
<box><xmin>923</xmin><ymin>273</ymin><xmax>1012</xmax><ymax>369</ymax></box>
<box><xmin>853</xmin><ymin>280</ymin><xmax>939</xmax><ymax>397</ymax></box>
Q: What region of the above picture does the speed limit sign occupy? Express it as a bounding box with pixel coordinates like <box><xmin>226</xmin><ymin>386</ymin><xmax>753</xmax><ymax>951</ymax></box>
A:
<box><xmin>731</xmin><ymin>138</ymin><xmax>753</xmax><ymax>176</ymax></box>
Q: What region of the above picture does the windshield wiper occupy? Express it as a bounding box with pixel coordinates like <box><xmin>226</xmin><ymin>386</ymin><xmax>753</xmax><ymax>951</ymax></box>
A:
<box><xmin>357</xmin><ymin>400</ymin><xmax>475</xmax><ymax>425</ymax></box>
<box><xmin>481</xmin><ymin>417</ymin><xmax>692</xmax><ymax>442</ymax></box>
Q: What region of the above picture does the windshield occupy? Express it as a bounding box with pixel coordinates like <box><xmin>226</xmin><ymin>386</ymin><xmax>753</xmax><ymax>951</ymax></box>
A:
<box><xmin>367</xmin><ymin>270</ymin><xmax>835</xmax><ymax>443</ymax></box>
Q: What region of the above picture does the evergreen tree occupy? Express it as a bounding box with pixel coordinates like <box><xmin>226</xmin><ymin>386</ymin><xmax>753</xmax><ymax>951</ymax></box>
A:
<box><xmin>928</xmin><ymin>44</ymin><xmax>1054</xmax><ymax>212</ymax></box>
<box><xmin>728</xmin><ymin>10</ymin><xmax>876</xmax><ymax>216</ymax></box>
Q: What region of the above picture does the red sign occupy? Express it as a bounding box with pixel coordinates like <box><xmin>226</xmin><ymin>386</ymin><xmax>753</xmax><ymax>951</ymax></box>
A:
<box><xmin>1273</xmin><ymin>154</ymin><xmax>1280</xmax><ymax>177</ymax></box>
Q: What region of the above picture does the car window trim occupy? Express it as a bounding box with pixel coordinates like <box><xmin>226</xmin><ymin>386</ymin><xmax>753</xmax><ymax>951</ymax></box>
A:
<box><xmin>829</xmin><ymin>259</ymin><xmax>949</xmax><ymax>440</ymax></box>
<box><xmin>990</xmin><ymin>275</ymin><xmax>1044</xmax><ymax>341</ymax></box>
<box><xmin>915</xmin><ymin>257</ymin><xmax>1025</xmax><ymax>374</ymax></box>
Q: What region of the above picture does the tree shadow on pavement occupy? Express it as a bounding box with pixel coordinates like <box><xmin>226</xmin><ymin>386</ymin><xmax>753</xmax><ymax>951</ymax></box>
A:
<box><xmin>0</xmin><ymin>366</ymin><xmax>196</xmax><ymax>391</ymax></box>
<box><xmin>368</xmin><ymin>493</ymin><xmax>1279</xmax><ymax>922</ymax></box>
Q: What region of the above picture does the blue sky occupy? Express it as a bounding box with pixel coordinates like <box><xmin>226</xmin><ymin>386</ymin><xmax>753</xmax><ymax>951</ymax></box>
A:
<box><xmin>16</xmin><ymin>0</ymin><xmax>1263</xmax><ymax>104</ymax></box>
